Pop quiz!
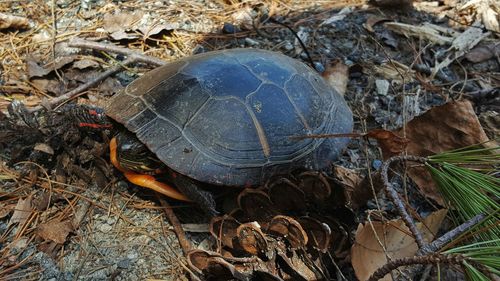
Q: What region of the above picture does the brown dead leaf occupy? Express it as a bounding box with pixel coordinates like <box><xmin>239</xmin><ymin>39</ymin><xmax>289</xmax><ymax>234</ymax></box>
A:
<box><xmin>73</xmin><ymin>59</ymin><xmax>100</xmax><ymax>70</ymax></box>
<box><xmin>332</xmin><ymin>165</ymin><xmax>366</xmax><ymax>209</ymax></box>
<box><xmin>27</xmin><ymin>56</ymin><xmax>76</xmax><ymax>79</ymax></box>
<box><xmin>0</xmin><ymin>203</ymin><xmax>15</xmax><ymax>219</ymax></box>
<box><xmin>9</xmin><ymin>196</ymin><xmax>32</xmax><ymax>226</ymax></box>
<box><xmin>465</xmin><ymin>42</ymin><xmax>500</xmax><ymax>63</ymax></box>
<box><xmin>139</xmin><ymin>23</ymin><xmax>177</xmax><ymax>39</ymax></box>
<box><xmin>351</xmin><ymin>209</ymin><xmax>447</xmax><ymax>281</ymax></box>
<box><xmin>365</xmin><ymin>129</ymin><xmax>409</xmax><ymax>157</ymax></box>
<box><xmin>103</xmin><ymin>12</ymin><xmax>144</xmax><ymax>33</ymax></box>
<box><xmin>45</xmin><ymin>56</ymin><xmax>76</xmax><ymax>72</ymax></box>
<box><xmin>27</xmin><ymin>60</ymin><xmax>51</xmax><ymax>78</ymax></box>
<box><xmin>322</xmin><ymin>59</ymin><xmax>349</xmax><ymax>96</ymax></box>
<box><xmin>34</xmin><ymin>143</ymin><xmax>54</xmax><ymax>155</ymax></box>
<box><xmin>109</xmin><ymin>30</ymin><xmax>140</xmax><ymax>40</ymax></box>
<box><xmin>0</xmin><ymin>13</ymin><xmax>30</xmax><ymax>30</ymax></box>
<box><xmin>31</xmin><ymin>78</ymin><xmax>66</xmax><ymax>96</ymax></box>
<box><xmin>364</xmin><ymin>15</ymin><xmax>390</xmax><ymax>32</ymax></box>
<box><xmin>36</xmin><ymin>219</ymin><xmax>73</xmax><ymax>244</ymax></box>
<box><xmin>394</xmin><ymin>100</ymin><xmax>491</xmax><ymax>204</ymax></box>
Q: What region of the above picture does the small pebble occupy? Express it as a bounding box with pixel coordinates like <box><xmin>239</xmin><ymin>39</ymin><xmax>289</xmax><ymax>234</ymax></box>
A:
<box><xmin>106</xmin><ymin>217</ymin><xmax>117</xmax><ymax>225</ymax></box>
<box><xmin>222</xmin><ymin>22</ymin><xmax>241</xmax><ymax>34</ymax></box>
<box><xmin>244</xmin><ymin>38</ymin><xmax>259</xmax><ymax>46</ymax></box>
<box><xmin>313</xmin><ymin>62</ymin><xmax>325</xmax><ymax>73</ymax></box>
<box><xmin>283</xmin><ymin>41</ymin><xmax>294</xmax><ymax>51</ymax></box>
<box><xmin>375</xmin><ymin>79</ymin><xmax>390</xmax><ymax>96</ymax></box>
<box><xmin>372</xmin><ymin>159</ymin><xmax>383</xmax><ymax>170</ymax></box>
<box><xmin>99</xmin><ymin>223</ymin><xmax>112</xmax><ymax>233</ymax></box>
<box><xmin>117</xmin><ymin>258</ymin><xmax>131</xmax><ymax>269</ymax></box>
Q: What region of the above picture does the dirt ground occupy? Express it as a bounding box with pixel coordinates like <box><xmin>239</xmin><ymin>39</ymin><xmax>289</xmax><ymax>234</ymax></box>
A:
<box><xmin>0</xmin><ymin>0</ymin><xmax>498</xmax><ymax>280</ymax></box>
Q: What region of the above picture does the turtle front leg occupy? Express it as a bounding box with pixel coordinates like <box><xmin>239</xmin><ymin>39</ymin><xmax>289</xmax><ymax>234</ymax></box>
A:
<box><xmin>110</xmin><ymin>136</ymin><xmax>217</xmax><ymax>215</ymax></box>
<box><xmin>171</xmin><ymin>173</ymin><xmax>219</xmax><ymax>217</ymax></box>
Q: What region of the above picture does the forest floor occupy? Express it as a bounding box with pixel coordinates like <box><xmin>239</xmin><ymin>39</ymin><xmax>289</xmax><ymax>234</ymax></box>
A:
<box><xmin>0</xmin><ymin>0</ymin><xmax>498</xmax><ymax>280</ymax></box>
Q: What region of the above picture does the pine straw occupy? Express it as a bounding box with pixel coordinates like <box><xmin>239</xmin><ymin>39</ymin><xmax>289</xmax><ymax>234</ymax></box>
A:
<box><xmin>0</xmin><ymin>0</ymin><xmax>365</xmax><ymax>112</ymax></box>
<box><xmin>1</xmin><ymin>1</ymin><xmax>371</xmax><ymax>279</ymax></box>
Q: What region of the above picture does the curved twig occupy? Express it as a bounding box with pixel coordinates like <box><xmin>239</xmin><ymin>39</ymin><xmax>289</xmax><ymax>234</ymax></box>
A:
<box><xmin>27</xmin><ymin>57</ymin><xmax>136</xmax><ymax>113</ymax></box>
<box><xmin>381</xmin><ymin>155</ymin><xmax>427</xmax><ymax>248</ymax></box>
<box><xmin>367</xmin><ymin>253</ymin><xmax>464</xmax><ymax>281</ymax></box>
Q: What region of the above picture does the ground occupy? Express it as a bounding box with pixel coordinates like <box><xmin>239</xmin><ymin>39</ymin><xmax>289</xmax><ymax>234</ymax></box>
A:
<box><xmin>0</xmin><ymin>0</ymin><xmax>498</xmax><ymax>280</ymax></box>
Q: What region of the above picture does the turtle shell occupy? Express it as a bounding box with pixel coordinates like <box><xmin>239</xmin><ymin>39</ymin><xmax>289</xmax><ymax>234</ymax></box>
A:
<box><xmin>106</xmin><ymin>48</ymin><xmax>353</xmax><ymax>186</ymax></box>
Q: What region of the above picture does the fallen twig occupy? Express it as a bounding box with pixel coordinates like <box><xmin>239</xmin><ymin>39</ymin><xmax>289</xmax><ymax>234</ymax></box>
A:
<box><xmin>68</xmin><ymin>38</ymin><xmax>166</xmax><ymax>66</ymax></box>
<box><xmin>27</xmin><ymin>57</ymin><xmax>135</xmax><ymax>113</ymax></box>
<box><xmin>158</xmin><ymin>197</ymin><xmax>192</xmax><ymax>255</ymax></box>
<box><xmin>367</xmin><ymin>253</ymin><xmax>463</xmax><ymax>281</ymax></box>
<box><xmin>26</xmin><ymin>38</ymin><xmax>169</xmax><ymax>113</ymax></box>
<box><xmin>418</xmin><ymin>213</ymin><xmax>487</xmax><ymax>255</ymax></box>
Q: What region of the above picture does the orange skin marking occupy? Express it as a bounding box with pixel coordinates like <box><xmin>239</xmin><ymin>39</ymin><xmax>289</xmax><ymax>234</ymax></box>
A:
<box><xmin>110</xmin><ymin>137</ymin><xmax>191</xmax><ymax>202</ymax></box>
<box><xmin>79</xmin><ymin>122</ymin><xmax>113</xmax><ymax>129</ymax></box>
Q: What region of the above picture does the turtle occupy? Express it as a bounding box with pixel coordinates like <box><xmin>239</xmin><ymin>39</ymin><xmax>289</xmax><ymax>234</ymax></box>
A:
<box><xmin>101</xmin><ymin>48</ymin><xmax>353</xmax><ymax>215</ymax></box>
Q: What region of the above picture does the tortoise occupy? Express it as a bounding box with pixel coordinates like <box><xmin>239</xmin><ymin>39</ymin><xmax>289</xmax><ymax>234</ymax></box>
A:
<box><xmin>102</xmin><ymin>48</ymin><xmax>353</xmax><ymax>214</ymax></box>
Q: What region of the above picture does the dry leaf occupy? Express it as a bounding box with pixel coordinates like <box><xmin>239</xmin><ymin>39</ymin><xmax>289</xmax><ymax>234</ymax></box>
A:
<box><xmin>372</xmin><ymin>60</ymin><xmax>415</xmax><ymax>83</ymax></box>
<box><xmin>73</xmin><ymin>59</ymin><xmax>100</xmax><ymax>70</ymax></box>
<box><xmin>482</xmin><ymin>6</ymin><xmax>499</xmax><ymax>33</ymax></box>
<box><xmin>364</xmin><ymin>16</ymin><xmax>390</xmax><ymax>33</ymax></box>
<box><xmin>237</xmin><ymin>189</ymin><xmax>277</xmax><ymax>221</ymax></box>
<box><xmin>139</xmin><ymin>23</ymin><xmax>177</xmax><ymax>38</ymax></box>
<box><xmin>431</xmin><ymin>26</ymin><xmax>490</xmax><ymax>77</ymax></box>
<box><xmin>0</xmin><ymin>203</ymin><xmax>14</xmax><ymax>219</ymax></box>
<box><xmin>384</xmin><ymin>22</ymin><xmax>454</xmax><ymax>45</ymax></box>
<box><xmin>34</xmin><ymin>143</ymin><xmax>54</xmax><ymax>155</ymax></box>
<box><xmin>31</xmin><ymin>78</ymin><xmax>66</xmax><ymax>96</ymax></box>
<box><xmin>9</xmin><ymin>196</ymin><xmax>32</xmax><ymax>226</ymax></box>
<box><xmin>365</xmin><ymin>129</ymin><xmax>409</xmax><ymax>157</ymax></box>
<box><xmin>36</xmin><ymin>219</ymin><xmax>73</xmax><ymax>244</ymax></box>
<box><xmin>0</xmin><ymin>13</ymin><xmax>30</xmax><ymax>30</ymax></box>
<box><xmin>231</xmin><ymin>7</ymin><xmax>253</xmax><ymax>30</ymax></box>
<box><xmin>332</xmin><ymin>165</ymin><xmax>365</xmax><ymax>209</ymax></box>
<box><xmin>103</xmin><ymin>12</ymin><xmax>144</xmax><ymax>33</ymax></box>
<box><xmin>109</xmin><ymin>30</ymin><xmax>140</xmax><ymax>40</ymax></box>
<box><xmin>351</xmin><ymin>209</ymin><xmax>447</xmax><ymax>281</ymax></box>
<box><xmin>268</xmin><ymin>179</ymin><xmax>306</xmax><ymax>212</ymax></box>
<box><xmin>322</xmin><ymin>59</ymin><xmax>349</xmax><ymax>96</ymax></box>
<box><xmin>465</xmin><ymin>42</ymin><xmax>500</xmax><ymax>63</ymax></box>
<box><xmin>394</xmin><ymin>100</ymin><xmax>491</xmax><ymax>204</ymax></box>
<box><xmin>27</xmin><ymin>56</ymin><xmax>76</xmax><ymax>78</ymax></box>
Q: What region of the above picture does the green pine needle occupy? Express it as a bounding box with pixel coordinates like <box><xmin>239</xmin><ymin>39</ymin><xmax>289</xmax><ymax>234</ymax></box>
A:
<box><xmin>425</xmin><ymin>143</ymin><xmax>499</xmax><ymax>280</ymax></box>
<box><xmin>445</xmin><ymin>240</ymin><xmax>500</xmax><ymax>279</ymax></box>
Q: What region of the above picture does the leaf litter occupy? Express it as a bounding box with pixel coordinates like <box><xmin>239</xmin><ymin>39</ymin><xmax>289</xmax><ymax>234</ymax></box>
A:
<box><xmin>0</xmin><ymin>0</ymin><xmax>499</xmax><ymax>280</ymax></box>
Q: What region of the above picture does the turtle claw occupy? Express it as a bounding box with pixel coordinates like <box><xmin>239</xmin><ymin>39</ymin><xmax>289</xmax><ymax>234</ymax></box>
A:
<box><xmin>173</xmin><ymin>175</ymin><xmax>219</xmax><ymax>217</ymax></box>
